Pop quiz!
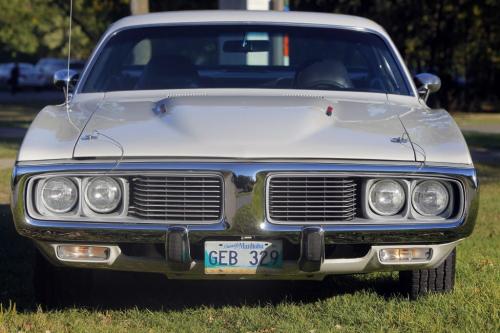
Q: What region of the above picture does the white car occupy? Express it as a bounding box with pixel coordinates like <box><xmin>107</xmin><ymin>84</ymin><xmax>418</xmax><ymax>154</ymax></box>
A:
<box><xmin>11</xmin><ymin>11</ymin><xmax>478</xmax><ymax>305</ymax></box>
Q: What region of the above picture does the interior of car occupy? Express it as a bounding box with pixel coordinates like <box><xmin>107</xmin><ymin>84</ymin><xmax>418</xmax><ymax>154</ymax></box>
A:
<box><xmin>81</xmin><ymin>25</ymin><xmax>410</xmax><ymax>95</ymax></box>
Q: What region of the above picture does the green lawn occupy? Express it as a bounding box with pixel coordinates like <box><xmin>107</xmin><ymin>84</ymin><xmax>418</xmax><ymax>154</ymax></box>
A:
<box><xmin>0</xmin><ymin>104</ymin><xmax>41</xmax><ymax>129</ymax></box>
<box><xmin>462</xmin><ymin>132</ymin><xmax>500</xmax><ymax>150</ymax></box>
<box><xmin>0</xmin><ymin>140</ymin><xmax>20</xmax><ymax>159</ymax></box>
<box><xmin>452</xmin><ymin>112</ymin><xmax>500</xmax><ymax>128</ymax></box>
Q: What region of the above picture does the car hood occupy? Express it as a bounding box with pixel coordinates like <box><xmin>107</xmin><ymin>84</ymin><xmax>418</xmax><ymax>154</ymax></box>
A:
<box><xmin>73</xmin><ymin>92</ymin><xmax>416</xmax><ymax>161</ymax></box>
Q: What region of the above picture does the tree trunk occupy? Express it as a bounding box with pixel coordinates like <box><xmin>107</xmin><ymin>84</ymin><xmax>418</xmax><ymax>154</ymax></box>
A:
<box><xmin>130</xmin><ymin>0</ymin><xmax>149</xmax><ymax>15</ymax></box>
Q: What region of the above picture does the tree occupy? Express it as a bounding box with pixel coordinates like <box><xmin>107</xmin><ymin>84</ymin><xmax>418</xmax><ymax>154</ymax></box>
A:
<box><xmin>0</xmin><ymin>0</ymin><xmax>129</xmax><ymax>60</ymax></box>
<box><xmin>292</xmin><ymin>0</ymin><xmax>499</xmax><ymax>111</ymax></box>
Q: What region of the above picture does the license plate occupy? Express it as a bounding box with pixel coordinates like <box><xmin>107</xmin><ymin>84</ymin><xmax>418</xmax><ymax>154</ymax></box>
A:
<box><xmin>204</xmin><ymin>240</ymin><xmax>283</xmax><ymax>274</ymax></box>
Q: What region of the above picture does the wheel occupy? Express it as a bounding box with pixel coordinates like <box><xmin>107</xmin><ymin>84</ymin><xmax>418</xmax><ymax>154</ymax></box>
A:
<box><xmin>33</xmin><ymin>250</ymin><xmax>94</xmax><ymax>308</ymax></box>
<box><xmin>399</xmin><ymin>249</ymin><xmax>456</xmax><ymax>299</ymax></box>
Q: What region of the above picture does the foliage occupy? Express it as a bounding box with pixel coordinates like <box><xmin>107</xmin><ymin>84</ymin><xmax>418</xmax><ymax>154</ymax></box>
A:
<box><xmin>0</xmin><ymin>0</ymin><xmax>497</xmax><ymax>110</ymax></box>
<box><xmin>0</xmin><ymin>0</ymin><xmax>129</xmax><ymax>60</ymax></box>
<box><xmin>293</xmin><ymin>0</ymin><xmax>500</xmax><ymax>111</ymax></box>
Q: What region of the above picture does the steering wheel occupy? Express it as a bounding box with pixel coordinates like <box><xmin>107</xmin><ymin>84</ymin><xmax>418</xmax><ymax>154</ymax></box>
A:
<box><xmin>304</xmin><ymin>80</ymin><xmax>347</xmax><ymax>90</ymax></box>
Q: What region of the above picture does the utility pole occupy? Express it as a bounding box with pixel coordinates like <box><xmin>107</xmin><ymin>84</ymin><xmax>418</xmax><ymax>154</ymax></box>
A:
<box><xmin>271</xmin><ymin>0</ymin><xmax>284</xmax><ymax>11</ymax></box>
<box><xmin>130</xmin><ymin>0</ymin><xmax>149</xmax><ymax>15</ymax></box>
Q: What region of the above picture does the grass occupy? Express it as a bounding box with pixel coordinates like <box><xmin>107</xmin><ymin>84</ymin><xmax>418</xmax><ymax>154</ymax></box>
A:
<box><xmin>0</xmin><ymin>140</ymin><xmax>20</xmax><ymax>159</ymax></box>
<box><xmin>0</xmin><ymin>168</ymin><xmax>10</xmax><ymax>203</ymax></box>
<box><xmin>462</xmin><ymin>132</ymin><xmax>500</xmax><ymax>150</ymax></box>
<box><xmin>0</xmin><ymin>104</ymin><xmax>40</xmax><ymax>129</ymax></box>
<box><xmin>452</xmin><ymin>112</ymin><xmax>500</xmax><ymax>128</ymax></box>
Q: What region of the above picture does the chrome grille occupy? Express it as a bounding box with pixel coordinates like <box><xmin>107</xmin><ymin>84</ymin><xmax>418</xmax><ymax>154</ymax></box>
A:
<box><xmin>128</xmin><ymin>174</ymin><xmax>223</xmax><ymax>222</ymax></box>
<box><xmin>267</xmin><ymin>175</ymin><xmax>357</xmax><ymax>223</ymax></box>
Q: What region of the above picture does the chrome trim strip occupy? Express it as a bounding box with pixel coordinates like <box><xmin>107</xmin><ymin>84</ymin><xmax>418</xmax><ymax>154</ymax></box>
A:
<box><xmin>12</xmin><ymin>162</ymin><xmax>478</xmax><ymax>244</ymax></box>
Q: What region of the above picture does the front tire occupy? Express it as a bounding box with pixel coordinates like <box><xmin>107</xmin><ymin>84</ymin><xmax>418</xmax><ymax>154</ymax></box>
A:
<box><xmin>399</xmin><ymin>248</ymin><xmax>456</xmax><ymax>299</ymax></box>
<box><xmin>33</xmin><ymin>250</ymin><xmax>94</xmax><ymax>308</ymax></box>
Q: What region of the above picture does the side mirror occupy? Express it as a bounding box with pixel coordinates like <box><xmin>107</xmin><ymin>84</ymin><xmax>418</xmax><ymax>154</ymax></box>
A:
<box><xmin>414</xmin><ymin>73</ymin><xmax>441</xmax><ymax>102</ymax></box>
<box><xmin>53</xmin><ymin>69</ymin><xmax>79</xmax><ymax>101</ymax></box>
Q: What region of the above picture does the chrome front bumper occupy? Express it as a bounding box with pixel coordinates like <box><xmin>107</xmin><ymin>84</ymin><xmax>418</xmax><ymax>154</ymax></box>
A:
<box><xmin>11</xmin><ymin>161</ymin><xmax>479</xmax><ymax>278</ymax></box>
<box><xmin>35</xmin><ymin>239</ymin><xmax>462</xmax><ymax>280</ymax></box>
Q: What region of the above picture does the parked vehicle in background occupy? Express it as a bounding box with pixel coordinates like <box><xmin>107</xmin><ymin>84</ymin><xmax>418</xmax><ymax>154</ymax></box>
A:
<box><xmin>35</xmin><ymin>58</ymin><xmax>67</xmax><ymax>86</ymax></box>
<box><xmin>19</xmin><ymin>64</ymin><xmax>46</xmax><ymax>89</ymax></box>
<box><xmin>11</xmin><ymin>11</ymin><xmax>478</xmax><ymax>306</ymax></box>
<box><xmin>0</xmin><ymin>63</ymin><xmax>7</xmax><ymax>82</ymax></box>
<box><xmin>0</xmin><ymin>62</ymin><xmax>46</xmax><ymax>89</ymax></box>
<box><xmin>0</xmin><ymin>63</ymin><xmax>32</xmax><ymax>83</ymax></box>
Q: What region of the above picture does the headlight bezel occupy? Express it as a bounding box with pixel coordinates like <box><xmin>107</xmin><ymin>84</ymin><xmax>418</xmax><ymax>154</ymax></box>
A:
<box><xmin>363</xmin><ymin>177</ymin><xmax>459</xmax><ymax>221</ymax></box>
<box><xmin>30</xmin><ymin>174</ymin><xmax>128</xmax><ymax>219</ymax></box>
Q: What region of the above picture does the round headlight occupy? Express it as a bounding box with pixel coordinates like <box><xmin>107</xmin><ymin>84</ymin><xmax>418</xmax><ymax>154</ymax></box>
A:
<box><xmin>85</xmin><ymin>177</ymin><xmax>121</xmax><ymax>213</ymax></box>
<box><xmin>412</xmin><ymin>180</ymin><xmax>449</xmax><ymax>216</ymax></box>
<box><xmin>368</xmin><ymin>180</ymin><xmax>406</xmax><ymax>216</ymax></box>
<box><xmin>41</xmin><ymin>177</ymin><xmax>78</xmax><ymax>214</ymax></box>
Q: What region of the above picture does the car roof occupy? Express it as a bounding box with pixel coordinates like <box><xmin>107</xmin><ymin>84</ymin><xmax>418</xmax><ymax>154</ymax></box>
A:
<box><xmin>108</xmin><ymin>10</ymin><xmax>388</xmax><ymax>38</ymax></box>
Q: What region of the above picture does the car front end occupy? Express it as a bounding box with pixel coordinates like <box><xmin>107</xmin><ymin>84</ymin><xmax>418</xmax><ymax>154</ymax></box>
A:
<box><xmin>11</xmin><ymin>11</ymin><xmax>479</xmax><ymax>301</ymax></box>
<box><xmin>12</xmin><ymin>160</ymin><xmax>478</xmax><ymax>279</ymax></box>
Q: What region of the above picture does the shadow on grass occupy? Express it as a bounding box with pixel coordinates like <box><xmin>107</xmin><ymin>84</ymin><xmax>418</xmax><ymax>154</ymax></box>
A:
<box><xmin>0</xmin><ymin>204</ymin><xmax>401</xmax><ymax>312</ymax></box>
<box><xmin>463</xmin><ymin>131</ymin><xmax>500</xmax><ymax>151</ymax></box>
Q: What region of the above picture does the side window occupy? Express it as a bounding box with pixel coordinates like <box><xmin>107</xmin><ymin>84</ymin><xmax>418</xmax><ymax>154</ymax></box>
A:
<box><xmin>371</xmin><ymin>38</ymin><xmax>410</xmax><ymax>95</ymax></box>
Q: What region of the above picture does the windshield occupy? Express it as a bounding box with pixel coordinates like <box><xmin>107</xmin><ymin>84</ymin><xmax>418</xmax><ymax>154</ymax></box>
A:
<box><xmin>81</xmin><ymin>25</ymin><xmax>411</xmax><ymax>95</ymax></box>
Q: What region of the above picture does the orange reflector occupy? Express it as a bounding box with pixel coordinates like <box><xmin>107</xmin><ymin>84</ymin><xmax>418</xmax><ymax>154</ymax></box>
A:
<box><xmin>379</xmin><ymin>248</ymin><xmax>432</xmax><ymax>262</ymax></box>
<box><xmin>57</xmin><ymin>245</ymin><xmax>110</xmax><ymax>261</ymax></box>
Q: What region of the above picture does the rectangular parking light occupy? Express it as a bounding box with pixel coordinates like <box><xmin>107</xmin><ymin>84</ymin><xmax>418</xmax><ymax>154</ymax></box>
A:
<box><xmin>56</xmin><ymin>245</ymin><xmax>110</xmax><ymax>261</ymax></box>
<box><xmin>379</xmin><ymin>247</ymin><xmax>432</xmax><ymax>263</ymax></box>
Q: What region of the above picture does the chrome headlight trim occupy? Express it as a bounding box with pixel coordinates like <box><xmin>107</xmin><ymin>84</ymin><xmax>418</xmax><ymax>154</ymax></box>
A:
<box><xmin>265</xmin><ymin>171</ymin><xmax>465</xmax><ymax>225</ymax></box>
<box><xmin>28</xmin><ymin>174</ymin><xmax>129</xmax><ymax>220</ymax></box>
<box><xmin>361</xmin><ymin>177</ymin><xmax>460</xmax><ymax>222</ymax></box>
<box><xmin>24</xmin><ymin>170</ymin><xmax>225</xmax><ymax>224</ymax></box>
<box><xmin>16</xmin><ymin>162</ymin><xmax>470</xmax><ymax>227</ymax></box>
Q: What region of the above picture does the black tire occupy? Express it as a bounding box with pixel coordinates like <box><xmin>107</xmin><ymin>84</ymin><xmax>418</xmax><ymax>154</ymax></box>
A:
<box><xmin>399</xmin><ymin>249</ymin><xmax>456</xmax><ymax>299</ymax></box>
<box><xmin>33</xmin><ymin>250</ymin><xmax>94</xmax><ymax>308</ymax></box>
